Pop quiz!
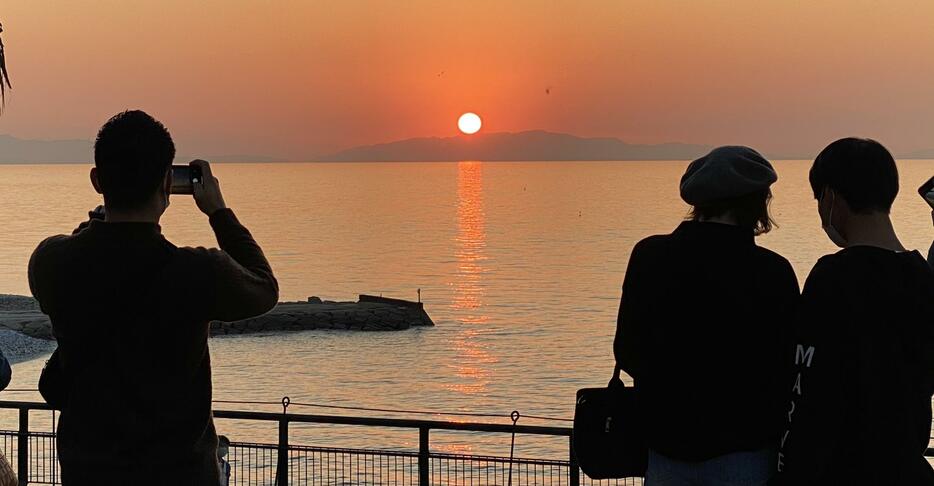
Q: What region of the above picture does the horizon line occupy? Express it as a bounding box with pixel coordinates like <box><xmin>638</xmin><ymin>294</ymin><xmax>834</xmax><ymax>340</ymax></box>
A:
<box><xmin>3</xmin><ymin>130</ymin><xmax>934</xmax><ymax>162</ymax></box>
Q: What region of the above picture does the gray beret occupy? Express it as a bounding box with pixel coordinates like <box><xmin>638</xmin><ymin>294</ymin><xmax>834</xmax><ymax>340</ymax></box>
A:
<box><xmin>680</xmin><ymin>146</ymin><xmax>777</xmax><ymax>205</ymax></box>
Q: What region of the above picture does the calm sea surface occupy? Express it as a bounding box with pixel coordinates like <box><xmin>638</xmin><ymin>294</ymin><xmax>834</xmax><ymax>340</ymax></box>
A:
<box><xmin>1</xmin><ymin>160</ymin><xmax>933</xmax><ymax>457</ymax></box>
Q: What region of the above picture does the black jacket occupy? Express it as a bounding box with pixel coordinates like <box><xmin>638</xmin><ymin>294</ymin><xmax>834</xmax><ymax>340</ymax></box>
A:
<box><xmin>773</xmin><ymin>247</ymin><xmax>934</xmax><ymax>485</ymax></box>
<box><xmin>614</xmin><ymin>221</ymin><xmax>799</xmax><ymax>461</ymax></box>
<box><xmin>29</xmin><ymin>209</ymin><xmax>278</xmax><ymax>485</ymax></box>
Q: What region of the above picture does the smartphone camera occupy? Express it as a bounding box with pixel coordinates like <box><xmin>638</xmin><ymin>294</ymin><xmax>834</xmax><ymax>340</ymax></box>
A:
<box><xmin>170</xmin><ymin>165</ymin><xmax>203</xmax><ymax>195</ymax></box>
<box><xmin>918</xmin><ymin>176</ymin><xmax>934</xmax><ymax>209</ymax></box>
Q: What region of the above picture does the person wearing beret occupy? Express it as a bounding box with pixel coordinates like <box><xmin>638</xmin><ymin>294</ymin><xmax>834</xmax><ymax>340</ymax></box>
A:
<box><xmin>772</xmin><ymin>139</ymin><xmax>934</xmax><ymax>485</ymax></box>
<box><xmin>614</xmin><ymin>146</ymin><xmax>799</xmax><ymax>485</ymax></box>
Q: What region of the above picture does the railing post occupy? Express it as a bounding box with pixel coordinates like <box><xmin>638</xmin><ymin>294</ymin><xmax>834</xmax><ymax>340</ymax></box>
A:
<box><xmin>568</xmin><ymin>435</ymin><xmax>580</xmax><ymax>486</ymax></box>
<box><xmin>17</xmin><ymin>407</ymin><xmax>28</xmax><ymax>486</ymax></box>
<box><xmin>275</xmin><ymin>418</ymin><xmax>289</xmax><ymax>485</ymax></box>
<box><xmin>418</xmin><ymin>426</ymin><xmax>430</xmax><ymax>485</ymax></box>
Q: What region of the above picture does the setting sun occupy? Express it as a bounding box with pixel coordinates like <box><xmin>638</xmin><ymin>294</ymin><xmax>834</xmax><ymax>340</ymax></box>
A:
<box><xmin>458</xmin><ymin>113</ymin><xmax>482</xmax><ymax>135</ymax></box>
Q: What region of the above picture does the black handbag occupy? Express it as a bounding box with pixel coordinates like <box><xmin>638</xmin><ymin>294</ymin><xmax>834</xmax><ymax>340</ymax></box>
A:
<box><xmin>39</xmin><ymin>348</ymin><xmax>68</xmax><ymax>409</ymax></box>
<box><xmin>573</xmin><ymin>367</ymin><xmax>647</xmax><ymax>479</ymax></box>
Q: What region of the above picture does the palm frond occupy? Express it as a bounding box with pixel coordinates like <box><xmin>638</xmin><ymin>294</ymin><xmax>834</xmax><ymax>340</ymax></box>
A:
<box><xmin>0</xmin><ymin>22</ymin><xmax>11</xmax><ymax>115</ymax></box>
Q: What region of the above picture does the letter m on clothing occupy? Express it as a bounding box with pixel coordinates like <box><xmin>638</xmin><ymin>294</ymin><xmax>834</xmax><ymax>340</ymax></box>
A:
<box><xmin>795</xmin><ymin>344</ymin><xmax>815</xmax><ymax>368</ymax></box>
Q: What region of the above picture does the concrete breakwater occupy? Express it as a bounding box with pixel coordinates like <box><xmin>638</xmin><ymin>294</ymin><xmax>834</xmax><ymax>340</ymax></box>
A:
<box><xmin>0</xmin><ymin>294</ymin><xmax>434</xmax><ymax>341</ymax></box>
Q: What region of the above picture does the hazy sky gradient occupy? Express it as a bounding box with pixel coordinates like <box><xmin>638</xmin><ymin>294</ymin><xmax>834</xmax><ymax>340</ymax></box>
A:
<box><xmin>1</xmin><ymin>1</ymin><xmax>933</xmax><ymax>159</ymax></box>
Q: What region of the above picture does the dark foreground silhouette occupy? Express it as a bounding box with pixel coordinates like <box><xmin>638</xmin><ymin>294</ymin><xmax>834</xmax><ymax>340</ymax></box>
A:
<box><xmin>29</xmin><ymin>111</ymin><xmax>278</xmax><ymax>485</ymax></box>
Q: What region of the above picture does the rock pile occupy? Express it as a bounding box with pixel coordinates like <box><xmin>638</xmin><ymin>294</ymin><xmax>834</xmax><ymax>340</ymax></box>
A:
<box><xmin>211</xmin><ymin>297</ymin><xmax>433</xmax><ymax>334</ymax></box>
<box><xmin>0</xmin><ymin>294</ymin><xmax>434</xmax><ymax>340</ymax></box>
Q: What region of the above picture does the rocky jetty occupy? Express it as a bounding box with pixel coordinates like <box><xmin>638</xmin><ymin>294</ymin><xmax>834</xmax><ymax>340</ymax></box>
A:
<box><xmin>210</xmin><ymin>295</ymin><xmax>434</xmax><ymax>334</ymax></box>
<box><xmin>0</xmin><ymin>294</ymin><xmax>50</xmax><ymax>340</ymax></box>
<box><xmin>0</xmin><ymin>294</ymin><xmax>434</xmax><ymax>341</ymax></box>
<box><xmin>0</xmin><ymin>329</ymin><xmax>56</xmax><ymax>363</ymax></box>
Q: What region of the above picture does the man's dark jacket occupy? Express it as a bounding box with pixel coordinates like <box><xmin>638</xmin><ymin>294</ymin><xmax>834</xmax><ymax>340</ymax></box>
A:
<box><xmin>29</xmin><ymin>209</ymin><xmax>278</xmax><ymax>485</ymax></box>
<box><xmin>772</xmin><ymin>247</ymin><xmax>934</xmax><ymax>485</ymax></box>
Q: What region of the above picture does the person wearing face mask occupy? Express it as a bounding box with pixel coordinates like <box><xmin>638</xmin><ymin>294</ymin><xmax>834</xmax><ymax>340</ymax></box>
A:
<box><xmin>772</xmin><ymin>138</ymin><xmax>934</xmax><ymax>485</ymax></box>
<box><xmin>929</xmin><ymin>212</ymin><xmax>934</xmax><ymax>268</ymax></box>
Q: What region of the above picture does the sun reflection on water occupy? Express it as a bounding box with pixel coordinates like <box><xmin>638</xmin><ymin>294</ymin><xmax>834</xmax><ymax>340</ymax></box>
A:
<box><xmin>446</xmin><ymin>161</ymin><xmax>497</xmax><ymax>397</ymax></box>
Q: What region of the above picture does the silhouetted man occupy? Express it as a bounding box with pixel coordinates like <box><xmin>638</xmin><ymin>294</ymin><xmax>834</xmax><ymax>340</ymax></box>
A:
<box><xmin>29</xmin><ymin>110</ymin><xmax>278</xmax><ymax>485</ymax></box>
<box><xmin>773</xmin><ymin>138</ymin><xmax>934</xmax><ymax>485</ymax></box>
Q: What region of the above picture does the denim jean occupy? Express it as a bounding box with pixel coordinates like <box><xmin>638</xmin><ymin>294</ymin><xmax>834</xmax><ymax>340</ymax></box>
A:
<box><xmin>644</xmin><ymin>448</ymin><xmax>775</xmax><ymax>486</ymax></box>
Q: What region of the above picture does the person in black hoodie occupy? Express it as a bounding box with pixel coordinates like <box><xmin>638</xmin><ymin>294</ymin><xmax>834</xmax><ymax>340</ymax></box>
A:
<box><xmin>772</xmin><ymin>138</ymin><xmax>934</xmax><ymax>485</ymax></box>
<box><xmin>615</xmin><ymin>146</ymin><xmax>799</xmax><ymax>485</ymax></box>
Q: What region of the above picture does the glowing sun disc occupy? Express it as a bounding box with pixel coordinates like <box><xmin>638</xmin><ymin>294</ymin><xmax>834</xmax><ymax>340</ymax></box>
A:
<box><xmin>458</xmin><ymin>113</ymin><xmax>482</xmax><ymax>134</ymax></box>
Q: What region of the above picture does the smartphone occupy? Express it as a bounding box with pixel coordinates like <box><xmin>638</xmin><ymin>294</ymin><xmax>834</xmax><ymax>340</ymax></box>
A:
<box><xmin>919</xmin><ymin>176</ymin><xmax>934</xmax><ymax>209</ymax></box>
<box><xmin>170</xmin><ymin>165</ymin><xmax>203</xmax><ymax>195</ymax></box>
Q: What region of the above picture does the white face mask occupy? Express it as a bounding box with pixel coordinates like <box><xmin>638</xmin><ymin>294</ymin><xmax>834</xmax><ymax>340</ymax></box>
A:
<box><xmin>820</xmin><ymin>189</ymin><xmax>847</xmax><ymax>248</ymax></box>
<box><xmin>160</xmin><ymin>172</ymin><xmax>171</xmax><ymax>213</ymax></box>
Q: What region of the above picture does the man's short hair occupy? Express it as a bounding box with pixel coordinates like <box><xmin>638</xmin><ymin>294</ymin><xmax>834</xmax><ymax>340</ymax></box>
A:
<box><xmin>94</xmin><ymin>110</ymin><xmax>175</xmax><ymax>209</ymax></box>
<box><xmin>809</xmin><ymin>137</ymin><xmax>898</xmax><ymax>214</ymax></box>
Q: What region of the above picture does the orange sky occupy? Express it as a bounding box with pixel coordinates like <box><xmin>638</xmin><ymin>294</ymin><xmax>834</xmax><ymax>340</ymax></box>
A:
<box><xmin>1</xmin><ymin>1</ymin><xmax>933</xmax><ymax>159</ymax></box>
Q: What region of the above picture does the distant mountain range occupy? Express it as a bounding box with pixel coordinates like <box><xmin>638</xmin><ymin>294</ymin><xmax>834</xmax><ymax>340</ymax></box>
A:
<box><xmin>2</xmin><ymin>131</ymin><xmax>933</xmax><ymax>163</ymax></box>
<box><xmin>0</xmin><ymin>135</ymin><xmax>92</xmax><ymax>163</ymax></box>
<box><xmin>0</xmin><ymin>135</ymin><xmax>285</xmax><ymax>164</ymax></box>
<box><xmin>906</xmin><ymin>148</ymin><xmax>934</xmax><ymax>159</ymax></box>
<box><xmin>318</xmin><ymin>130</ymin><xmax>712</xmax><ymax>162</ymax></box>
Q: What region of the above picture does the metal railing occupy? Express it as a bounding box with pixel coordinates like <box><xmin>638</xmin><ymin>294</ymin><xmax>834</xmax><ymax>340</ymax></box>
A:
<box><xmin>0</xmin><ymin>400</ymin><xmax>640</xmax><ymax>485</ymax></box>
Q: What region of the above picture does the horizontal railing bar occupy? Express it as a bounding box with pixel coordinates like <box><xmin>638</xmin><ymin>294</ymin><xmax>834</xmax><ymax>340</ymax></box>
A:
<box><xmin>0</xmin><ymin>430</ymin><xmax>55</xmax><ymax>439</ymax></box>
<box><xmin>0</xmin><ymin>400</ymin><xmax>55</xmax><ymax>411</ymax></box>
<box><xmin>272</xmin><ymin>444</ymin><xmax>420</xmax><ymax>458</ymax></box>
<box><xmin>0</xmin><ymin>400</ymin><xmax>570</xmax><ymax>436</ymax></box>
<box><xmin>1</xmin><ymin>399</ymin><xmax>583</xmax><ymax>485</ymax></box>
<box><xmin>213</xmin><ymin>408</ymin><xmax>571</xmax><ymax>435</ymax></box>
<box><xmin>429</xmin><ymin>452</ymin><xmax>568</xmax><ymax>466</ymax></box>
<box><xmin>231</xmin><ymin>441</ymin><xmax>570</xmax><ymax>466</ymax></box>
<box><xmin>226</xmin><ymin>441</ymin><xmax>278</xmax><ymax>450</ymax></box>
<box><xmin>1</xmin><ymin>431</ymin><xmax>571</xmax><ymax>467</ymax></box>
<box><xmin>231</xmin><ymin>440</ymin><xmax>420</xmax><ymax>457</ymax></box>
<box><xmin>4</xmin><ymin>399</ymin><xmax>932</xmax><ymax>460</ymax></box>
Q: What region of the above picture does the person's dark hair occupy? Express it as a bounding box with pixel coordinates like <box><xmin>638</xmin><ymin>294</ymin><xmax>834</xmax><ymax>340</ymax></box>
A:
<box><xmin>688</xmin><ymin>189</ymin><xmax>775</xmax><ymax>236</ymax></box>
<box><xmin>809</xmin><ymin>137</ymin><xmax>898</xmax><ymax>214</ymax></box>
<box><xmin>94</xmin><ymin>110</ymin><xmax>175</xmax><ymax>209</ymax></box>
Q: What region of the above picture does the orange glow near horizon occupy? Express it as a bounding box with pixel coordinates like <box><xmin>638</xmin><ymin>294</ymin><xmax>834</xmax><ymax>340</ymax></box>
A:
<box><xmin>2</xmin><ymin>1</ymin><xmax>934</xmax><ymax>158</ymax></box>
